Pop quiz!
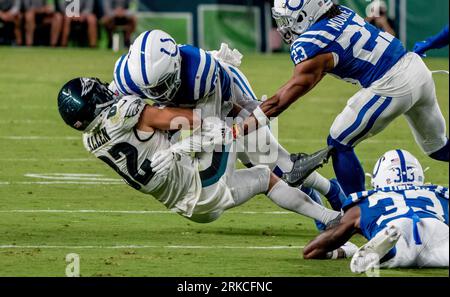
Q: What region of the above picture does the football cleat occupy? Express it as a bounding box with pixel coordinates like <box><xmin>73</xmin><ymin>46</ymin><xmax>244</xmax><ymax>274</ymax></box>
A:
<box><xmin>350</xmin><ymin>225</ymin><xmax>401</xmax><ymax>274</ymax></box>
<box><xmin>283</xmin><ymin>146</ymin><xmax>335</xmax><ymax>187</ymax></box>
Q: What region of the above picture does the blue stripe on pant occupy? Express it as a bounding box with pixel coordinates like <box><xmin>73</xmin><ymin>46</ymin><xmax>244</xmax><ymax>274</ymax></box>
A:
<box><xmin>329</xmin><ymin>96</ymin><xmax>393</xmax><ymax>195</ymax></box>
<box><xmin>336</xmin><ymin>95</ymin><xmax>381</xmax><ymax>144</ymax></box>
<box><xmin>346</xmin><ymin>97</ymin><xmax>393</xmax><ymax>147</ymax></box>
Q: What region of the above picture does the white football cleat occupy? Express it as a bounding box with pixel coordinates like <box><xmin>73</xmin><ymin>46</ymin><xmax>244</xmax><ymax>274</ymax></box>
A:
<box><xmin>350</xmin><ymin>225</ymin><xmax>401</xmax><ymax>274</ymax></box>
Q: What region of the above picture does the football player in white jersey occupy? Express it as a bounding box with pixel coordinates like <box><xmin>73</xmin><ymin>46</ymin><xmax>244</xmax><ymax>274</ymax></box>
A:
<box><xmin>57</xmin><ymin>77</ymin><xmax>341</xmax><ymax>225</ymax></box>
<box><xmin>110</xmin><ymin>29</ymin><xmax>349</xmax><ymax>225</ymax></box>
<box><xmin>303</xmin><ymin>150</ymin><xmax>449</xmax><ymax>273</ymax></box>
<box><xmin>237</xmin><ymin>0</ymin><xmax>449</xmax><ymax>197</ymax></box>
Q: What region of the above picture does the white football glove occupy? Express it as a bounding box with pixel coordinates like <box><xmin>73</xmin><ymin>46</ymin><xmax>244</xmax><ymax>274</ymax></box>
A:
<box><xmin>201</xmin><ymin>118</ymin><xmax>233</xmax><ymax>148</ymax></box>
<box><xmin>151</xmin><ymin>150</ymin><xmax>176</xmax><ymax>177</ymax></box>
<box><xmin>209</xmin><ymin>43</ymin><xmax>243</xmax><ymax>67</ymax></box>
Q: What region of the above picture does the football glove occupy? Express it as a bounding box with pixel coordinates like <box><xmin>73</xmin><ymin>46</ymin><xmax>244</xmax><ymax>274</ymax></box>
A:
<box><xmin>413</xmin><ymin>40</ymin><xmax>430</xmax><ymax>57</ymax></box>
<box><xmin>151</xmin><ymin>150</ymin><xmax>176</xmax><ymax>177</ymax></box>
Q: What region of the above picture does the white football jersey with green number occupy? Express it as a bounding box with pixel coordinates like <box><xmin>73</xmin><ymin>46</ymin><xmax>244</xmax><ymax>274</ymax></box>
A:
<box><xmin>82</xmin><ymin>96</ymin><xmax>202</xmax><ymax>216</ymax></box>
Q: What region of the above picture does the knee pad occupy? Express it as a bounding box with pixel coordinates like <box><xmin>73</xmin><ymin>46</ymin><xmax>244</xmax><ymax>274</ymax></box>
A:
<box><xmin>327</xmin><ymin>136</ymin><xmax>354</xmax><ymax>152</ymax></box>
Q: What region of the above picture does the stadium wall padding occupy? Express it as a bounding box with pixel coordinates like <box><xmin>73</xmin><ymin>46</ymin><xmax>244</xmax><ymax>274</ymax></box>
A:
<box><xmin>135</xmin><ymin>0</ymin><xmax>449</xmax><ymax>56</ymax></box>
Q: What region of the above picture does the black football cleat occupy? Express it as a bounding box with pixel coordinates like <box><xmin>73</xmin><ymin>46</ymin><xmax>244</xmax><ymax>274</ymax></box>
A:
<box><xmin>283</xmin><ymin>146</ymin><xmax>335</xmax><ymax>187</ymax></box>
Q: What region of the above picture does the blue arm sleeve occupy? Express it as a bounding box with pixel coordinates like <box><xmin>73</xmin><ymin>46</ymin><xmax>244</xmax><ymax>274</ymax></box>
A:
<box><xmin>426</xmin><ymin>25</ymin><xmax>449</xmax><ymax>50</ymax></box>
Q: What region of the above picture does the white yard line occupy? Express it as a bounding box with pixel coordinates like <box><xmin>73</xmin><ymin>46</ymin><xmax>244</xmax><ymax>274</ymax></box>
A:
<box><xmin>1</xmin><ymin>136</ymin><xmax>410</xmax><ymax>144</ymax></box>
<box><xmin>0</xmin><ymin>244</ymin><xmax>303</xmax><ymax>250</ymax></box>
<box><xmin>0</xmin><ymin>120</ymin><xmax>57</xmax><ymax>125</ymax></box>
<box><xmin>0</xmin><ymin>209</ymin><xmax>292</xmax><ymax>215</ymax></box>
<box><xmin>0</xmin><ymin>181</ymin><xmax>124</xmax><ymax>186</ymax></box>
<box><xmin>0</xmin><ymin>136</ymin><xmax>79</xmax><ymax>140</ymax></box>
<box><xmin>0</xmin><ymin>158</ymin><xmax>93</xmax><ymax>162</ymax></box>
<box><xmin>17</xmin><ymin>181</ymin><xmax>124</xmax><ymax>185</ymax></box>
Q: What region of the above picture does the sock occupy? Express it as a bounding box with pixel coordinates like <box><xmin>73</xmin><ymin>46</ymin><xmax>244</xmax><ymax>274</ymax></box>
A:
<box><xmin>328</xmin><ymin>137</ymin><xmax>365</xmax><ymax>196</ymax></box>
<box><xmin>267</xmin><ymin>180</ymin><xmax>340</xmax><ymax>225</ymax></box>
<box><xmin>304</xmin><ymin>173</ymin><xmax>345</xmax><ymax>210</ymax></box>
<box><xmin>325</xmin><ymin>179</ymin><xmax>346</xmax><ymax>210</ymax></box>
<box><xmin>303</xmin><ymin>171</ymin><xmax>331</xmax><ymax>196</ymax></box>
<box><xmin>302</xmin><ymin>187</ymin><xmax>327</xmax><ymax>231</ymax></box>
<box><xmin>229</xmin><ymin>166</ymin><xmax>271</xmax><ymax>207</ymax></box>
<box><xmin>429</xmin><ymin>140</ymin><xmax>449</xmax><ymax>162</ymax></box>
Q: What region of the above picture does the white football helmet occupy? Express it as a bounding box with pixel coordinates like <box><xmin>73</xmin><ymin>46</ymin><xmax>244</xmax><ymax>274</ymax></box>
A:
<box><xmin>272</xmin><ymin>0</ymin><xmax>334</xmax><ymax>44</ymax></box>
<box><xmin>127</xmin><ymin>30</ymin><xmax>182</xmax><ymax>102</ymax></box>
<box><xmin>371</xmin><ymin>150</ymin><xmax>425</xmax><ymax>189</ymax></box>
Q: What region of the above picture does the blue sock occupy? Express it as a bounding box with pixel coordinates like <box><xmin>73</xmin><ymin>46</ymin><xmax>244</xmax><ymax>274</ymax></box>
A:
<box><xmin>429</xmin><ymin>140</ymin><xmax>449</xmax><ymax>162</ymax></box>
<box><xmin>325</xmin><ymin>179</ymin><xmax>346</xmax><ymax>210</ymax></box>
<box><xmin>328</xmin><ymin>136</ymin><xmax>366</xmax><ymax>196</ymax></box>
<box><xmin>302</xmin><ymin>187</ymin><xmax>327</xmax><ymax>231</ymax></box>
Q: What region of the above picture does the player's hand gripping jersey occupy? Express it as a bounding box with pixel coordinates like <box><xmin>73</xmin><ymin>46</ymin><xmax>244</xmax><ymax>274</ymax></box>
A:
<box><xmin>83</xmin><ymin>97</ymin><xmax>203</xmax><ymax>216</ymax></box>
<box><xmin>290</xmin><ymin>6</ymin><xmax>407</xmax><ymax>88</ymax></box>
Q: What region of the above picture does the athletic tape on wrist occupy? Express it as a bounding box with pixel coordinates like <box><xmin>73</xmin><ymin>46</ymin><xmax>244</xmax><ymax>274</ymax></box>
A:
<box><xmin>252</xmin><ymin>106</ymin><xmax>270</xmax><ymax>127</ymax></box>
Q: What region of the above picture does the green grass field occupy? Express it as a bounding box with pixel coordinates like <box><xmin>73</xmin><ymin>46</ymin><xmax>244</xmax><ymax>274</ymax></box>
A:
<box><xmin>0</xmin><ymin>47</ymin><xmax>448</xmax><ymax>277</ymax></box>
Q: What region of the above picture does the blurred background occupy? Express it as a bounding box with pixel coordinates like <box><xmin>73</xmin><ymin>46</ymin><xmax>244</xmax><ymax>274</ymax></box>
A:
<box><xmin>0</xmin><ymin>0</ymin><xmax>448</xmax><ymax>56</ymax></box>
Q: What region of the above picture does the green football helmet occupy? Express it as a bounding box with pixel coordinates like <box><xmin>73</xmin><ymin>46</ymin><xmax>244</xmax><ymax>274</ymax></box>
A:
<box><xmin>57</xmin><ymin>78</ymin><xmax>116</xmax><ymax>132</ymax></box>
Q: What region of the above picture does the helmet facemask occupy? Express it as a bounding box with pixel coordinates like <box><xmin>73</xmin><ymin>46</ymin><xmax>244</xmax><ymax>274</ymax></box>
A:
<box><xmin>272</xmin><ymin>9</ymin><xmax>302</xmax><ymax>44</ymax></box>
<box><xmin>140</xmin><ymin>58</ymin><xmax>182</xmax><ymax>103</ymax></box>
<box><xmin>81</xmin><ymin>79</ymin><xmax>117</xmax><ymax>132</ymax></box>
<box><xmin>272</xmin><ymin>0</ymin><xmax>334</xmax><ymax>44</ymax></box>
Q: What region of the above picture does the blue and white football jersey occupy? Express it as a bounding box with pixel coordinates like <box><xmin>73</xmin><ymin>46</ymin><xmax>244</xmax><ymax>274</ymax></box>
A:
<box><xmin>290</xmin><ymin>6</ymin><xmax>407</xmax><ymax>88</ymax></box>
<box><xmin>343</xmin><ymin>185</ymin><xmax>449</xmax><ymax>242</ymax></box>
<box><xmin>114</xmin><ymin>44</ymin><xmax>232</xmax><ymax>106</ymax></box>
<box><xmin>173</xmin><ymin>45</ymin><xmax>231</xmax><ymax>106</ymax></box>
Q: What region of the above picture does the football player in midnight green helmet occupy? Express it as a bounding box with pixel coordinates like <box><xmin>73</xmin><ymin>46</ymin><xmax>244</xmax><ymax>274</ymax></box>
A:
<box><xmin>56</xmin><ymin>77</ymin><xmax>342</xmax><ymax>226</ymax></box>
<box><xmin>57</xmin><ymin>77</ymin><xmax>117</xmax><ymax>132</ymax></box>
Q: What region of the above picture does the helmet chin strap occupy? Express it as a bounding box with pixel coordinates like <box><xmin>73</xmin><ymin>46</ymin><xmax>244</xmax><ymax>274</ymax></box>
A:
<box><xmin>96</xmin><ymin>99</ymin><xmax>117</xmax><ymax>109</ymax></box>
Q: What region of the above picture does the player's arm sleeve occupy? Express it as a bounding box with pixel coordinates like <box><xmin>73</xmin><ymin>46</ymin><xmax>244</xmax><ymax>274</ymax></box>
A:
<box><xmin>427</xmin><ymin>25</ymin><xmax>450</xmax><ymax>50</ymax></box>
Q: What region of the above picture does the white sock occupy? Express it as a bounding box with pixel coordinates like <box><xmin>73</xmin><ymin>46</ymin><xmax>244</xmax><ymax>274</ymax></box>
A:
<box><xmin>267</xmin><ymin>180</ymin><xmax>340</xmax><ymax>224</ymax></box>
<box><xmin>303</xmin><ymin>172</ymin><xmax>331</xmax><ymax>196</ymax></box>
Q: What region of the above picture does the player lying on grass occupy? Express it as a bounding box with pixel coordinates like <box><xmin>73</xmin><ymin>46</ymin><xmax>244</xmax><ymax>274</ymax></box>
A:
<box><xmin>237</xmin><ymin>0</ymin><xmax>449</xmax><ymax>196</ymax></box>
<box><xmin>109</xmin><ymin>29</ymin><xmax>347</xmax><ymax>228</ymax></box>
<box><xmin>57</xmin><ymin>77</ymin><xmax>342</xmax><ymax>226</ymax></box>
<box><xmin>303</xmin><ymin>149</ymin><xmax>449</xmax><ymax>273</ymax></box>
